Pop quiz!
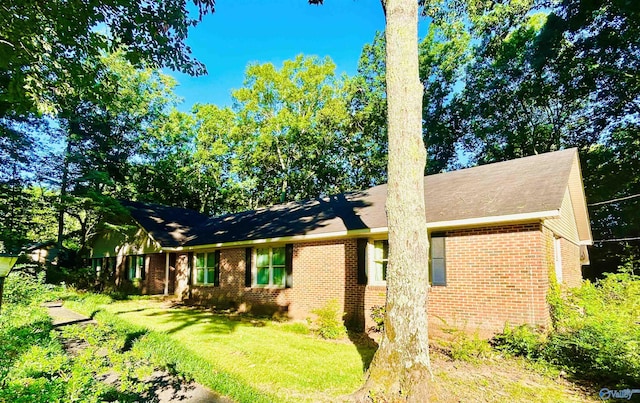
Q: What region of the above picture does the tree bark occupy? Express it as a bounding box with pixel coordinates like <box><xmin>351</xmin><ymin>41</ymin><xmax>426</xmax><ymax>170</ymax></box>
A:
<box><xmin>354</xmin><ymin>0</ymin><xmax>431</xmax><ymax>401</ymax></box>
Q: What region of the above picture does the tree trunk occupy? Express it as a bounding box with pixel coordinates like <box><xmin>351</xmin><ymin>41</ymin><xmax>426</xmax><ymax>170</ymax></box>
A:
<box><xmin>56</xmin><ymin>142</ymin><xmax>71</xmax><ymax>252</ymax></box>
<box><xmin>354</xmin><ymin>0</ymin><xmax>431</xmax><ymax>401</ymax></box>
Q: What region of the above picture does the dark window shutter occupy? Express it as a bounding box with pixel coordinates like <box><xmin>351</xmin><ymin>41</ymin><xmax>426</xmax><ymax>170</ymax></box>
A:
<box><xmin>357</xmin><ymin>238</ymin><xmax>368</xmax><ymax>285</ymax></box>
<box><xmin>285</xmin><ymin>243</ymin><xmax>294</xmax><ymax>288</ymax></box>
<box><xmin>431</xmin><ymin>236</ymin><xmax>446</xmax><ymax>286</ymax></box>
<box><xmin>245</xmin><ymin>247</ymin><xmax>252</xmax><ymax>287</ymax></box>
<box><xmin>140</xmin><ymin>255</ymin><xmax>146</xmax><ymax>280</ymax></box>
<box><xmin>214</xmin><ymin>250</ymin><xmax>221</xmax><ymax>287</ymax></box>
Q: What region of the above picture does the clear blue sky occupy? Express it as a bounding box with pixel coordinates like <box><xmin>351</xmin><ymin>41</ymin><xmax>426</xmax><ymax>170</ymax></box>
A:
<box><xmin>170</xmin><ymin>0</ymin><xmax>390</xmax><ymax>110</ymax></box>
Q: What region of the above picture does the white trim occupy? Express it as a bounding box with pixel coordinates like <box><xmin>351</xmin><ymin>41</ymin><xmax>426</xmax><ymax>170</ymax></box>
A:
<box><xmin>426</xmin><ymin>210</ymin><xmax>560</xmax><ymax>230</ymax></box>
<box><xmin>162</xmin><ymin>227</ymin><xmax>390</xmax><ymax>252</ymax></box>
<box><xmin>159</xmin><ymin>210</ymin><xmax>559</xmax><ymax>251</ymax></box>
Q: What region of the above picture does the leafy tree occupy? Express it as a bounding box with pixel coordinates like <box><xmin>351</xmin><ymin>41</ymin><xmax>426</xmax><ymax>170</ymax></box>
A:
<box><xmin>583</xmin><ymin>124</ymin><xmax>640</xmax><ymax>278</ymax></box>
<box><xmin>346</xmin><ymin>32</ymin><xmax>389</xmax><ymax>187</ymax></box>
<box><xmin>51</xmin><ymin>52</ymin><xmax>179</xmax><ymax>254</ymax></box>
<box><xmin>230</xmin><ymin>55</ymin><xmax>351</xmax><ymax>207</ymax></box>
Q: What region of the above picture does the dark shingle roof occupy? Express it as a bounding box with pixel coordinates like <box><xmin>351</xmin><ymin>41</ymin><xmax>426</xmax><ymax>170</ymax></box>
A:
<box><xmin>124</xmin><ymin>148</ymin><xmax>579</xmax><ymax>248</ymax></box>
<box><xmin>121</xmin><ymin>201</ymin><xmax>209</xmax><ymax>247</ymax></box>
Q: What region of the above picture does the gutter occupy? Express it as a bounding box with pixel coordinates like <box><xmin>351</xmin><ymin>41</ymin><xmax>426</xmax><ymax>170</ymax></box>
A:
<box><xmin>159</xmin><ymin>210</ymin><xmax>561</xmax><ymax>252</ymax></box>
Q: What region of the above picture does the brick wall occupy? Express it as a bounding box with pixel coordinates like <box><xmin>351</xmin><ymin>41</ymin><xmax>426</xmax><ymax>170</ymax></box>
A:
<box><xmin>145</xmin><ymin>254</ymin><xmax>166</xmax><ymax>295</ymax></box>
<box><xmin>170</xmin><ymin>223</ymin><xmax>567</xmax><ymax>334</ymax></box>
<box><xmin>424</xmin><ymin>224</ymin><xmax>551</xmax><ymax>334</ymax></box>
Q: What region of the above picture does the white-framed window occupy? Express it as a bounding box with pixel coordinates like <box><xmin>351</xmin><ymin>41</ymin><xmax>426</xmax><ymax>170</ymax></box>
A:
<box><xmin>255</xmin><ymin>247</ymin><xmax>286</xmax><ymax>287</ymax></box>
<box><xmin>368</xmin><ymin>239</ymin><xmax>388</xmax><ymax>285</ymax></box>
<box><xmin>362</xmin><ymin>235</ymin><xmax>446</xmax><ymax>286</ymax></box>
<box><xmin>194</xmin><ymin>252</ymin><xmax>217</xmax><ymax>285</ymax></box>
<box><xmin>128</xmin><ymin>255</ymin><xmax>145</xmax><ymax>280</ymax></box>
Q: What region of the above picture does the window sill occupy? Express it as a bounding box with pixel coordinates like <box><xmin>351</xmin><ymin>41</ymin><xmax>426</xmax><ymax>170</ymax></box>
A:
<box><xmin>193</xmin><ymin>283</ymin><xmax>217</xmax><ymax>287</ymax></box>
<box><xmin>251</xmin><ymin>284</ymin><xmax>286</xmax><ymax>290</ymax></box>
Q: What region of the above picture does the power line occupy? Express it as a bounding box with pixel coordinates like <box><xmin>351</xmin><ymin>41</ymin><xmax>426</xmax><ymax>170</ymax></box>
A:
<box><xmin>592</xmin><ymin>237</ymin><xmax>640</xmax><ymax>243</ymax></box>
<box><xmin>588</xmin><ymin>193</ymin><xmax>640</xmax><ymax>207</ymax></box>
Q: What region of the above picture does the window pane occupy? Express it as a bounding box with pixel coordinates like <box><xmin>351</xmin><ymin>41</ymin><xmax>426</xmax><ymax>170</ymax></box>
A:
<box><xmin>207</xmin><ymin>253</ymin><xmax>217</xmax><ymax>269</ymax></box>
<box><xmin>257</xmin><ymin>267</ymin><xmax>269</xmax><ymax>285</ymax></box>
<box><xmin>137</xmin><ymin>255</ymin><xmax>144</xmax><ymax>268</ymax></box>
<box><xmin>206</xmin><ymin>268</ymin><xmax>216</xmax><ymax>284</ymax></box>
<box><xmin>374</xmin><ymin>261</ymin><xmax>385</xmax><ymax>282</ymax></box>
<box><xmin>374</xmin><ymin>240</ymin><xmax>388</xmax><ymax>260</ymax></box>
<box><xmin>273</xmin><ymin>267</ymin><xmax>285</xmax><ymax>286</ymax></box>
<box><xmin>431</xmin><ymin>237</ymin><xmax>445</xmax><ymax>259</ymax></box>
<box><xmin>256</xmin><ymin>249</ymin><xmax>270</xmax><ymax>267</ymax></box>
<box><xmin>272</xmin><ymin>247</ymin><xmax>286</xmax><ymax>266</ymax></box>
<box><xmin>432</xmin><ymin>258</ymin><xmax>446</xmax><ymax>285</ymax></box>
<box><xmin>196</xmin><ymin>253</ymin><xmax>205</xmax><ymax>268</ymax></box>
<box><xmin>196</xmin><ymin>268</ymin><xmax>205</xmax><ymax>284</ymax></box>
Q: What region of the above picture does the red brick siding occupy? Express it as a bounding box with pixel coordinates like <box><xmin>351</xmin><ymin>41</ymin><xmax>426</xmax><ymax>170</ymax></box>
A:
<box><xmin>187</xmin><ymin>248</ymin><xmax>292</xmax><ymax>314</ymax></box>
<box><xmin>170</xmin><ymin>223</ymin><xmax>557</xmax><ymax>334</ymax></box>
<box><xmin>560</xmin><ymin>238</ymin><xmax>582</xmax><ymax>288</ymax></box>
<box><xmin>144</xmin><ymin>254</ymin><xmax>166</xmax><ymax>295</ymax></box>
<box><xmin>424</xmin><ymin>224</ymin><xmax>550</xmax><ymax>334</ymax></box>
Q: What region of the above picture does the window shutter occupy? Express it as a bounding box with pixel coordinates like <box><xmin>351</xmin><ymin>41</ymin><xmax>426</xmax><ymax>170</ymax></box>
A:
<box><xmin>285</xmin><ymin>243</ymin><xmax>294</xmax><ymax>288</ymax></box>
<box><xmin>245</xmin><ymin>247</ymin><xmax>252</xmax><ymax>287</ymax></box>
<box><xmin>431</xmin><ymin>236</ymin><xmax>446</xmax><ymax>286</ymax></box>
<box><xmin>140</xmin><ymin>255</ymin><xmax>146</xmax><ymax>280</ymax></box>
<box><xmin>357</xmin><ymin>238</ymin><xmax>368</xmax><ymax>285</ymax></box>
<box><xmin>214</xmin><ymin>250</ymin><xmax>221</xmax><ymax>287</ymax></box>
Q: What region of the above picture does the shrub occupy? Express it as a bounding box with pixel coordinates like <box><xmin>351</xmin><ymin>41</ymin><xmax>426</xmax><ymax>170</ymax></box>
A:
<box><xmin>542</xmin><ymin>271</ymin><xmax>640</xmax><ymax>384</ymax></box>
<box><xmin>369</xmin><ymin>305</ymin><xmax>385</xmax><ymax>333</ymax></box>
<box><xmin>3</xmin><ymin>271</ymin><xmax>57</xmax><ymax>306</ymax></box>
<box><xmin>495</xmin><ymin>271</ymin><xmax>640</xmax><ymax>385</ymax></box>
<box><xmin>491</xmin><ymin>324</ymin><xmax>545</xmax><ymax>360</ymax></box>
<box><xmin>311</xmin><ymin>299</ymin><xmax>347</xmax><ymax>339</ymax></box>
<box><xmin>438</xmin><ymin>319</ymin><xmax>492</xmax><ymax>362</ymax></box>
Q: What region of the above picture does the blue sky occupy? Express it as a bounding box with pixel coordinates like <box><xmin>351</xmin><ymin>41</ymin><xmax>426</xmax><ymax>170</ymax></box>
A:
<box><xmin>170</xmin><ymin>0</ymin><xmax>388</xmax><ymax>110</ymax></box>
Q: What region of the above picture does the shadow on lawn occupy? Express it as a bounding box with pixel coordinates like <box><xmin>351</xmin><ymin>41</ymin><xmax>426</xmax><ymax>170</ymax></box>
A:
<box><xmin>348</xmin><ymin>331</ymin><xmax>378</xmax><ymax>373</ymax></box>
<box><xmin>143</xmin><ymin>308</ymin><xmax>243</xmax><ymax>335</ymax></box>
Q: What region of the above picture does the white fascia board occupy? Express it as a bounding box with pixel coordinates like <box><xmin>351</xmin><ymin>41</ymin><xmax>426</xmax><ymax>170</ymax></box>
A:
<box><xmin>426</xmin><ymin>210</ymin><xmax>561</xmax><ymax>231</ymax></box>
<box><xmin>162</xmin><ymin>227</ymin><xmax>390</xmax><ymax>252</ymax></box>
<box><xmin>162</xmin><ymin>211</ymin><xmax>561</xmax><ymax>252</ymax></box>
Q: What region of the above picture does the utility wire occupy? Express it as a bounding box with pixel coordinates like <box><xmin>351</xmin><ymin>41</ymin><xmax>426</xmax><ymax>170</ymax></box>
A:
<box><xmin>588</xmin><ymin>193</ymin><xmax>640</xmax><ymax>207</ymax></box>
<box><xmin>592</xmin><ymin>237</ymin><xmax>640</xmax><ymax>243</ymax></box>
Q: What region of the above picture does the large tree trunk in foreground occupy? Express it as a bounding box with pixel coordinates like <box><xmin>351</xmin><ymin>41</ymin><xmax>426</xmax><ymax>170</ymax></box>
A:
<box><xmin>354</xmin><ymin>0</ymin><xmax>431</xmax><ymax>401</ymax></box>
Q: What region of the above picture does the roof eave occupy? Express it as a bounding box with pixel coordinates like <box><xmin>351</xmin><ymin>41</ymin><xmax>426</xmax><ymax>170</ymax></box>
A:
<box><xmin>426</xmin><ymin>210</ymin><xmax>561</xmax><ymax>231</ymax></box>
<box><xmin>160</xmin><ymin>210</ymin><xmax>561</xmax><ymax>251</ymax></box>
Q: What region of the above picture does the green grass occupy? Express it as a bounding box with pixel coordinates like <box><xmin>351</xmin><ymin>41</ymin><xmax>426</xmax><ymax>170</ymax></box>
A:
<box><xmin>65</xmin><ymin>296</ymin><xmax>374</xmax><ymax>402</ymax></box>
<box><xmin>62</xmin><ymin>294</ymin><xmax>598</xmax><ymax>402</ymax></box>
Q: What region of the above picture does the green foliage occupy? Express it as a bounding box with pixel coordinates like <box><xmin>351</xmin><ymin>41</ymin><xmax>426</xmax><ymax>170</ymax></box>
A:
<box><xmin>310</xmin><ymin>299</ymin><xmax>347</xmax><ymax>340</ymax></box>
<box><xmin>492</xmin><ymin>324</ymin><xmax>545</xmax><ymax>360</ymax></box>
<box><xmin>3</xmin><ymin>271</ymin><xmax>57</xmax><ymax>306</ymax></box>
<box><xmin>543</xmin><ymin>272</ymin><xmax>640</xmax><ymax>384</ymax></box>
<box><xmin>369</xmin><ymin>305</ymin><xmax>386</xmax><ymax>333</ymax></box>
<box><xmin>492</xmin><ymin>271</ymin><xmax>640</xmax><ymax>384</ymax></box>
<box><xmin>440</xmin><ymin>325</ymin><xmax>492</xmax><ymax>363</ymax></box>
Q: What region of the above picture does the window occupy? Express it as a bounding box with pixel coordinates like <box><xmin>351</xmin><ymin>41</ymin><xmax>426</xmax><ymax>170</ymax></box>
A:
<box><xmin>194</xmin><ymin>252</ymin><xmax>217</xmax><ymax>285</ymax></box>
<box><xmin>255</xmin><ymin>247</ymin><xmax>286</xmax><ymax>287</ymax></box>
<box><xmin>128</xmin><ymin>255</ymin><xmax>145</xmax><ymax>280</ymax></box>
<box><xmin>371</xmin><ymin>240</ymin><xmax>388</xmax><ymax>284</ymax></box>
<box><xmin>430</xmin><ymin>235</ymin><xmax>446</xmax><ymax>286</ymax></box>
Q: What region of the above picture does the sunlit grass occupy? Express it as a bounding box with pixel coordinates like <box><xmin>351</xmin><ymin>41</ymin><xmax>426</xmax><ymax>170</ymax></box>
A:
<box><xmin>66</xmin><ymin>297</ymin><xmax>374</xmax><ymax>402</ymax></box>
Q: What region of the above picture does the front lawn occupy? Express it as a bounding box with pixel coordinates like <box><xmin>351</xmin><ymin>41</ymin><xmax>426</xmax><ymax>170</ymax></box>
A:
<box><xmin>66</xmin><ymin>297</ymin><xmax>375</xmax><ymax>402</ymax></box>
<box><xmin>64</xmin><ymin>295</ymin><xmax>598</xmax><ymax>402</ymax></box>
